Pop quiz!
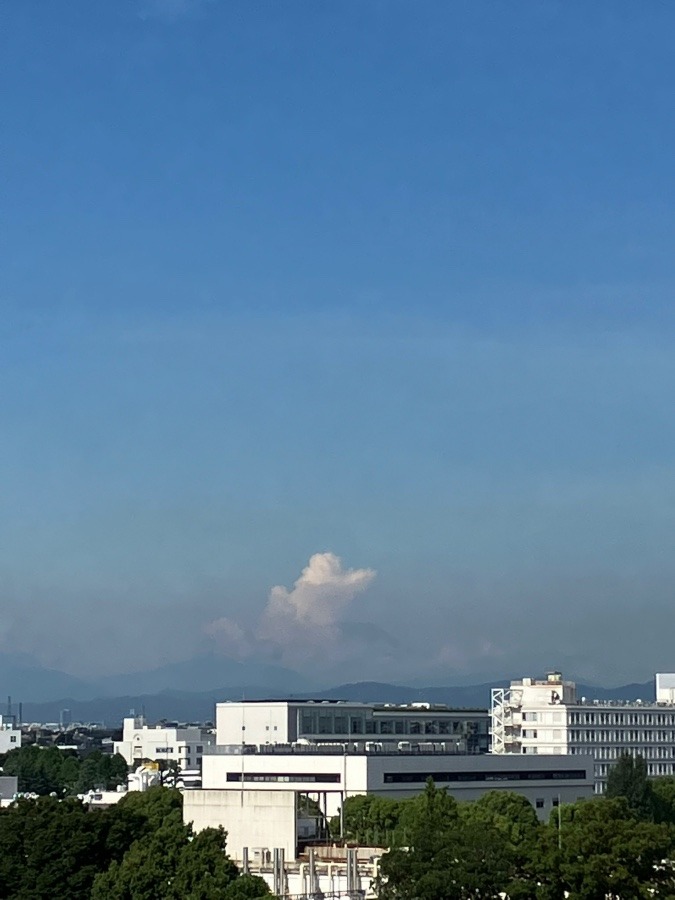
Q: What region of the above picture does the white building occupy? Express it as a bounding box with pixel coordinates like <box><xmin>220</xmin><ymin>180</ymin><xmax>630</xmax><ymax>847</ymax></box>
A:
<box><xmin>114</xmin><ymin>716</ymin><xmax>213</xmax><ymax>772</ymax></box>
<box><xmin>0</xmin><ymin>716</ymin><xmax>21</xmax><ymax>754</ymax></box>
<box><xmin>79</xmin><ymin>763</ymin><xmax>162</xmax><ymax>808</ymax></box>
<box><xmin>184</xmin><ymin>737</ymin><xmax>593</xmax><ymax>861</ymax></box>
<box><xmin>216</xmin><ymin>700</ymin><xmax>489</xmax><ymax>753</ymax></box>
<box><xmin>491</xmin><ymin>672</ymin><xmax>675</xmax><ymax>792</ymax></box>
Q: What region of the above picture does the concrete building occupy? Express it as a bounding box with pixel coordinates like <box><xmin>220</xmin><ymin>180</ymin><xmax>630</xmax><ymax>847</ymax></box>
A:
<box><xmin>114</xmin><ymin>716</ymin><xmax>213</xmax><ymax>771</ymax></box>
<box><xmin>184</xmin><ymin>738</ymin><xmax>593</xmax><ymax>861</ymax></box>
<box><xmin>491</xmin><ymin>672</ymin><xmax>675</xmax><ymax>792</ymax></box>
<box><xmin>216</xmin><ymin>700</ymin><xmax>489</xmax><ymax>753</ymax></box>
<box><xmin>0</xmin><ymin>716</ymin><xmax>21</xmax><ymax>754</ymax></box>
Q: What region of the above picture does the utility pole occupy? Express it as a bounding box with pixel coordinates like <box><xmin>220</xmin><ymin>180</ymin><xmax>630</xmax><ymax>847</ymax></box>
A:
<box><xmin>557</xmin><ymin>794</ymin><xmax>562</xmax><ymax>850</ymax></box>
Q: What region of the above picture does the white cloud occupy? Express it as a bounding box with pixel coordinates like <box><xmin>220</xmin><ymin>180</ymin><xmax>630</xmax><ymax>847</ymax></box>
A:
<box><xmin>206</xmin><ymin>552</ymin><xmax>377</xmax><ymax>667</ymax></box>
<box><xmin>261</xmin><ymin>552</ymin><xmax>376</xmax><ymax>633</ymax></box>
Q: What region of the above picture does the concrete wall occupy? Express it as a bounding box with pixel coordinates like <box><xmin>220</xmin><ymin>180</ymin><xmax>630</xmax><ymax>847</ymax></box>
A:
<box><xmin>0</xmin><ymin>776</ymin><xmax>17</xmax><ymax>800</ymax></box>
<box><xmin>183</xmin><ymin>789</ymin><xmax>297</xmax><ymax>861</ymax></box>
<box><xmin>201</xmin><ymin>749</ymin><xmax>592</xmax><ymax>820</ymax></box>
<box><xmin>0</xmin><ymin>718</ymin><xmax>21</xmax><ymax>755</ymax></box>
<box><xmin>217</xmin><ymin>703</ymin><xmax>293</xmax><ymax>746</ymax></box>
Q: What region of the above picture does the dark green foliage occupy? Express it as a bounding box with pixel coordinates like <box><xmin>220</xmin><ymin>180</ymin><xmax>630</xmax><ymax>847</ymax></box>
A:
<box><xmin>336</xmin><ymin>793</ymin><xmax>406</xmax><ymax>845</ymax></box>
<box><xmin>91</xmin><ymin>823</ymin><xmax>254</xmax><ymax>900</ymax></box>
<box><xmin>369</xmin><ymin>774</ymin><xmax>675</xmax><ymax>899</ymax></box>
<box><xmin>606</xmin><ymin>752</ymin><xmax>655</xmax><ymax>819</ymax></box>
<box><xmin>1</xmin><ymin>744</ymin><xmax>129</xmax><ymax>796</ymax></box>
<box><xmin>0</xmin><ymin>784</ymin><xmax>260</xmax><ymax>900</ymax></box>
<box><xmin>0</xmin><ymin>796</ymin><xmax>133</xmax><ymax>900</ymax></box>
<box><xmin>76</xmin><ymin>749</ymin><xmax>129</xmax><ymax>793</ymax></box>
<box><xmin>651</xmin><ymin>775</ymin><xmax>675</xmax><ymax>824</ymax></box>
<box><xmin>530</xmin><ymin>796</ymin><xmax>675</xmax><ymax>899</ymax></box>
<box><xmin>115</xmin><ymin>783</ymin><xmax>184</xmax><ymax>828</ymax></box>
<box><xmin>377</xmin><ymin>781</ymin><xmax>516</xmax><ymax>900</ymax></box>
<box><xmin>225</xmin><ymin>874</ymin><xmax>272</xmax><ymax>900</ymax></box>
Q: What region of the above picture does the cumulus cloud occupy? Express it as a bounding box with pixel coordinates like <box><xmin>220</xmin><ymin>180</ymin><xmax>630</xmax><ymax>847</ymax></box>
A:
<box><xmin>260</xmin><ymin>552</ymin><xmax>375</xmax><ymax>634</ymax></box>
<box><xmin>207</xmin><ymin>552</ymin><xmax>377</xmax><ymax>667</ymax></box>
<box><xmin>204</xmin><ymin>617</ymin><xmax>252</xmax><ymax>660</ymax></box>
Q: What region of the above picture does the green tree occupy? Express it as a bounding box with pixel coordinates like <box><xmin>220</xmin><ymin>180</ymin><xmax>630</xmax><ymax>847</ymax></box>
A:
<box><xmin>76</xmin><ymin>750</ymin><xmax>128</xmax><ymax>793</ymax></box>
<box><xmin>651</xmin><ymin>775</ymin><xmax>675</xmax><ymax>825</ymax></box>
<box><xmin>606</xmin><ymin>752</ymin><xmax>655</xmax><ymax>820</ymax></box>
<box><xmin>0</xmin><ymin>796</ymin><xmax>119</xmax><ymax>900</ymax></box>
<box><xmin>224</xmin><ymin>874</ymin><xmax>271</xmax><ymax>900</ymax></box>
<box><xmin>2</xmin><ymin>745</ymin><xmax>80</xmax><ymax>795</ymax></box>
<box><xmin>531</xmin><ymin>796</ymin><xmax>675</xmax><ymax>900</ymax></box>
<box><xmin>115</xmin><ymin>784</ymin><xmax>183</xmax><ymax>829</ymax></box>
<box><xmin>91</xmin><ymin>822</ymin><xmax>242</xmax><ymax>900</ymax></box>
<box><xmin>378</xmin><ymin>781</ymin><xmax>516</xmax><ymax>900</ymax></box>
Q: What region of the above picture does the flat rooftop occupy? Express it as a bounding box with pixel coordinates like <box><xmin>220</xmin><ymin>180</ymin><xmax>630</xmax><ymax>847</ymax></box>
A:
<box><xmin>217</xmin><ymin>699</ymin><xmax>487</xmax><ymax>712</ymax></box>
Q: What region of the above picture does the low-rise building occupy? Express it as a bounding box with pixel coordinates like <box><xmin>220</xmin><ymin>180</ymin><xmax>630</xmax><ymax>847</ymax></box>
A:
<box><xmin>184</xmin><ymin>737</ymin><xmax>593</xmax><ymax>861</ymax></box>
<box><xmin>0</xmin><ymin>716</ymin><xmax>21</xmax><ymax>754</ymax></box>
<box><xmin>216</xmin><ymin>700</ymin><xmax>489</xmax><ymax>753</ymax></box>
<box><xmin>114</xmin><ymin>716</ymin><xmax>213</xmax><ymax>771</ymax></box>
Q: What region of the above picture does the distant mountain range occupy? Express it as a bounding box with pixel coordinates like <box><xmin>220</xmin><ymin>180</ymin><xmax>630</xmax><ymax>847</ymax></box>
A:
<box><xmin>0</xmin><ymin>651</ymin><xmax>659</xmax><ymax>725</ymax></box>
<box><xmin>0</xmin><ymin>653</ymin><xmax>312</xmax><ymax>704</ymax></box>
<box><xmin>4</xmin><ymin>676</ymin><xmax>659</xmax><ymax>727</ymax></box>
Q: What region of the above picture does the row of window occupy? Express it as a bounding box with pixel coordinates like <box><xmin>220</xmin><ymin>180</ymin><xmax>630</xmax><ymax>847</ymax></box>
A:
<box><xmin>569</xmin><ymin>746</ymin><xmax>675</xmax><ymax>760</ymax></box>
<box><xmin>226</xmin><ymin>773</ymin><xmax>341</xmax><ymax>784</ymax></box>
<box><xmin>569</xmin><ymin>712</ymin><xmax>675</xmax><ymax>726</ymax></box>
<box><xmin>301</xmin><ymin>715</ymin><xmax>486</xmax><ymax>737</ymax></box>
<box><xmin>383</xmin><ymin>769</ymin><xmax>588</xmax><ymax>784</ymax></box>
<box><xmin>569</xmin><ymin>730</ymin><xmax>675</xmax><ymax>743</ymax></box>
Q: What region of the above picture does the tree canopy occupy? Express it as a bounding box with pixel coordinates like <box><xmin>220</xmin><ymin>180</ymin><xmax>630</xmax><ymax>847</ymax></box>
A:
<box><xmin>0</xmin><ymin>786</ymin><xmax>269</xmax><ymax>900</ymax></box>
<box><xmin>0</xmin><ymin>744</ymin><xmax>128</xmax><ymax>796</ymax></box>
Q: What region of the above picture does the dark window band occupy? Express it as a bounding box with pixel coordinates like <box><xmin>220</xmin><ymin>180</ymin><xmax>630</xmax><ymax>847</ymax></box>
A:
<box><xmin>383</xmin><ymin>769</ymin><xmax>587</xmax><ymax>784</ymax></box>
<box><xmin>226</xmin><ymin>773</ymin><xmax>341</xmax><ymax>784</ymax></box>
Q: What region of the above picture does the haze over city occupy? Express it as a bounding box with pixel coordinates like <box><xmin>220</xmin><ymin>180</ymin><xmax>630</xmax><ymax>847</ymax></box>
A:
<box><xmin>3</xmin><ymin>0</ymin><xmax>675</xmax><ymax>692</ymax></box>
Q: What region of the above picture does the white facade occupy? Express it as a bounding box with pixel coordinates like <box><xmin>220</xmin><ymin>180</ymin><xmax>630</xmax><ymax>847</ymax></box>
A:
<box><xmin>186</xmin><ymin>745</ymin><xmax>592</xmax><ymax>860</ymax></box>
<box><xmin>656</xmin><ymin>674</ymin><xmax>675</xmax><ymax>703</ymax></box>
<box><xmin>216</xmin><ymin>700</ymin><xmax>489</xmax><ymax>753</ymax></box>
<box><xmin>0</xmin><ymin>716</ymin><xmax>21</xmax><ymax>754</ymax></box>
<box><xmin>492</xmin><ymin>672</ymin><xmax>675</xmax><ymax>792</ymax></box>
<box><xmin>114</xmin><ymin>717</ymin><xmax>213</xmax><ymax>770</ymax></box>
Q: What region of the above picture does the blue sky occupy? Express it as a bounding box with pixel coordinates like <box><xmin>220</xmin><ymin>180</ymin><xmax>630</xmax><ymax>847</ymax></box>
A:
<box><xmin>2</xmin><ymin>0</ymin><xmax>675</xmax><ymax>685</ymax></box>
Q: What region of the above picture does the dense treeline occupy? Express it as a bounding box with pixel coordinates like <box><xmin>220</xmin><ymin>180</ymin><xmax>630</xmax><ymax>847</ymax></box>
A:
<box><xmin>0</xmin><ymin>786</ymin><xmax>270</xmax><ymax>900</ymax></box>
<box><xmin>0</xmin><ymin>745</ymin><xmax>128</xmax><ymax>795</ymax></box>
<box><xmin>338</xmin><ymin>755</ymin><xmax>675</xmax><ymax>899</ymax></box>
<box><xmin>3</xmin><ymin>751</ymin><xmax>675</xmax><ymax>898</ymax></box>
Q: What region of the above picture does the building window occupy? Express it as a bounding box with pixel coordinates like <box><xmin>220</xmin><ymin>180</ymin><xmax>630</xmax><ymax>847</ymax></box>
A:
<box><xmin>9</xmin><ymin>736</ymin><xmax>16</xmax><ymax>743</ymax></box>
<box><xmin>552</xmin><ymin>798</ymin><xmax>560</xmax><ymax>807</ymax></box>
<box><xmin>226</xmin><ymin>772</ymin><xmax>340</xmax><ymax>784</ymax></box>
<box><xmin>535</xmin><ymin>799</ymin><xmax>545</xmax><ymax>809</ymax></box>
